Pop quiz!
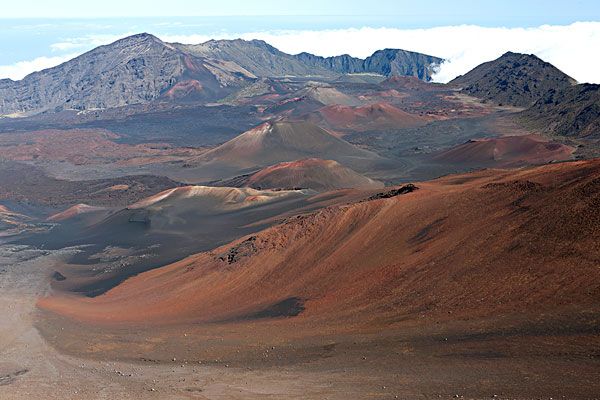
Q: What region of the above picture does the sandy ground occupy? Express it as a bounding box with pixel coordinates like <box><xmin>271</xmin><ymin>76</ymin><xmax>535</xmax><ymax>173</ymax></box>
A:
<box><xmin>0</xmin><ymin>245</ymin><xmax>368</xmax><ymax>399</ymax></box>
<box><xmin>1</xmin><ymin>246</ymin><xmax>599</xmax><ymax>399</ymax></box>
<box><xmin>8</xmin><ymin>246</ymin><xmax>599</xmax><ymax>399</ymax></box>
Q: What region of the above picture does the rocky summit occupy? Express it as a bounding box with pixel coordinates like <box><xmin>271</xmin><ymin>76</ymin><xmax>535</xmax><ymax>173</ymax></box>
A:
<box><xmin>450</xmin><ymin>51</ymin><xmax>577</xmax><ymax>107</ymax></box>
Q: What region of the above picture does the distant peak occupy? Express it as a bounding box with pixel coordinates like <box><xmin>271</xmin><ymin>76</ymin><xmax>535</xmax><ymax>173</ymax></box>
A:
<box><xmin>201</xmin><ymin>38</ymin><xmax>270</xmax><ymax>46</ymax></box>
<box><xmin>131</xmin><ymin>32</ymin><xmax>157</xmax><ymax>39</ymax></box>
<box><xmin>112</xmin><ymin>32</ymin><xmax>165</xmax><ymax>46</ymax></box>
<box><xmin>248</xmin><ymin>38</ymin><xmax>268</xmax><ymax>44</ymax></box>
<box><xmin>201</xmin><ymin>38</ymin><xmax>279</xmax><ymax>53</ymax></box>
<box><xmin>500</xmin><ymin>51</ymin><xmax>540</xmax><ymax>60</ymax></box>
<box><xmin>450</xmin><ymin>50</ymin><xmax>575</xmax><ymax>107</ymax></box>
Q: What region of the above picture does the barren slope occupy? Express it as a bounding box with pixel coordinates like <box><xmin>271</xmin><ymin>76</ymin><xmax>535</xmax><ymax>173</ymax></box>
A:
<box><xmin>40</xmin><ymin>159</ymin><xmax>600</xmax><ymax>327</ymax></box>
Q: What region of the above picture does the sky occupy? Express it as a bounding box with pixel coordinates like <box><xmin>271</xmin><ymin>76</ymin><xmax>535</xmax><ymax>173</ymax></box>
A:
<box><xmin>1</xmin><ymin>1</ymin><xmax>600</xmax><ymax>83</ymax></box>
<box><xmin>2</xmin><ymin>0</ymin><xmax>599</xmax><ymax>22</ymax></box>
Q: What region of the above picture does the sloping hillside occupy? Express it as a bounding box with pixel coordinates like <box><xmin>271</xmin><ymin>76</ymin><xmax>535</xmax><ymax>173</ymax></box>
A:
<box><xmin>40</xmin><ymin>159</ymin><xmax>600</xmax><ymax>327</ymax></box>
<box><xmin>521</xmin><ymin>83</ymin><xmax>600</xmax><ymax>138</ymax></box>
<box><xmin>189</xmin><ymin>121</ymin><xmax>381</xmax><ymax>171</ymax></box>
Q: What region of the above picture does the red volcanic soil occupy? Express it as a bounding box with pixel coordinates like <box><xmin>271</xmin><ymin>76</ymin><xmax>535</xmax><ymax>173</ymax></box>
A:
<box><xmin>245</xmin><ymin>158</ymin><xmax>383</xmax><ymax>191</ymax></box>
<box><xmin>263</xmin><ymin>95</ymin><xmax>326</xmax><ymax>118</ymax></box>
<box><xmin>163</xmin><ymin>79</ymin><xmax>204</xmax><ymax>99</ymax></box>
<box><xmin>307</xmin><ymin>102</ymin><xmax>430</xmax><ymax>132</ymax></box>
<box><xmin>433</xmin><ymin>134</ymin><xmax>575</xmax><ymax>167</ymax></box>
<box><xmin>40</xmin><ymin>159</ymin><xmax>600</xmax><ymax>329</ymax></box>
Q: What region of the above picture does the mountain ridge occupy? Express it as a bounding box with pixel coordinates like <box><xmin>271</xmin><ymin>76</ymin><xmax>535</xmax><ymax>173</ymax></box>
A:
<box><xmin>0</xmin><ymin>33</ymin><xmax>255</xmax><ymax>115</ymax></box>
<box><xmin>293</xmin><ymin>48</ymin><xmax>442</xmax><ymax>81</ymax></box>
<box><xmin>0</xmin><ymin>33</ymin><xmax>442</xmax><ymax>115</ymax></box>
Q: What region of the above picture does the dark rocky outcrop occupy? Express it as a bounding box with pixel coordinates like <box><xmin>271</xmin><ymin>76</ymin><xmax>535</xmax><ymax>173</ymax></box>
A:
<box><xmin>218</xmin><ymin>236</ymin><xmax>257</xmax><ymax>264</ymax></box>
<box><xmin>367</xmin><ymin>184</ymin><xmax>418</xmax><ymax>200</ymax></box>
<box><xmin>450</xmin><ymin>52</ymin><xmax>576</xmax><ymax>107</ymax></box>
<box><xmin>52</xmin><ymin>271</ymin><xmax>67</xmax><ymax>281</ymax></box>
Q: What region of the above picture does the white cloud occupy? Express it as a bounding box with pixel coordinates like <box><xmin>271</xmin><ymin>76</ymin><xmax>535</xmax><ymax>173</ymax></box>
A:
<box><xmin>159</xmin><ymin>34</ymin><xmax>222</xmax><ymax>44</ymax></box>
<box><xmin>2</xmin><ymin>22</ymin><xmax>599</xmax><ymax>83</ymax></box>
<box><xmin>0</xmin><ymin>33</ymin><xmax>135</xmax><ymax>80</ymax></box>
<box><xmin>50</xmin><ymin>33</ymin><xmax>136</xmax><ymax>52</ymax></box>
<box><xmin>158</xmin><ymin>22</ymin><xmax>600</xmax><ymax>84</ymax></box>
<box><xmin>0</xmin><ymin>54</ymin><xmax>78</xmax><ymax>80</ymax></box>
<box><xmin>50</xmin><ymin>42</ymin><xmax>84</xmax><ymax>52</ymax></box>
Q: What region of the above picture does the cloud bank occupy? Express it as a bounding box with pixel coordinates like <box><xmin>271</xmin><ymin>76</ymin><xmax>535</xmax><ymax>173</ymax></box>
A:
<box><xmin>49</xmin><ymin>33</ymin><xmax>136</xmax><ymax>52</ymax></box>
<box><xmin>1</xmin><ymin>22</ymin><xmax>599</xmax><ymax>83</ymax></box>
<box><xmin>207</xmin><ymin>22</ymin><xmax>599</xmax><ymax>84</ymax></box>
<box><xmin>0</xmin><ymin>54</ymin><xmax>78</xmax><ymax>81</ymax></box>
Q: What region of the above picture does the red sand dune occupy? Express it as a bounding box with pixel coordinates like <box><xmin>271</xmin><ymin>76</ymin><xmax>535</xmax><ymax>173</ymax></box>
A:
<box><xmin>245</xmin><ymin>158</ymin><xmax>383</xmax><ymax>191</ymax></box>
<box><xmin>40</xmin><ymin>159</ymin><xmax>600</xmax><ymax>331</ymax></box>
<box><xmin>433</xmin><ymin>134</ymin><xmax>575</xmax><ymax>167</ymax></box>
<box><xmin>307</xmin><ymin>102</ymin><xmax>429</xmax><ymax>132</ymax></box>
